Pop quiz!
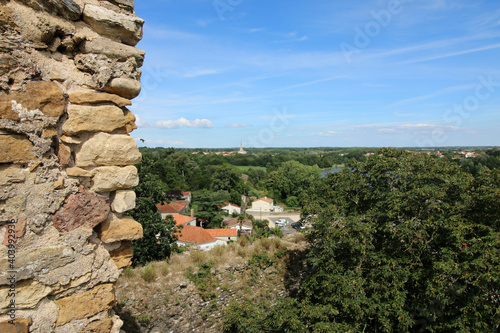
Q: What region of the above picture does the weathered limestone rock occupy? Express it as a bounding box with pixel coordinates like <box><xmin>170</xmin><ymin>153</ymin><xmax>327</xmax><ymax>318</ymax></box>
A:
<box><xmin>56</xmin><ymin>142</ymin><xmax>71</xmax><ymax>166</ymax></box>
<box><xmin>0</xmin><ymin>280</ymin><xmax>52</xmax><ymax>311</ymax></box>
<box><xmin>98</xmin><ymin>214</ymin><xmax>143</xmax><ymax>243</ymax></box>
<box><xmin>52</xmin><ymin>190</ymin><xmax>110</xmax><ymax>232</ymax></box>
<box><xmin>68</xmin><ymin>89</ymin><xmax>132</xmax><ymax>107</ymax></box>
<box><xmin>83</xmin><ymin>318</ymin><xmax>114</xmax><ymax>333</ymax></box>
<box><xmin>66</xmin><ymin>167</ymin><xmax>92</xmax><ymax>177</ymax></box>
<box><xmin>16</xmin><ymin>0</ymin><xmax>82</xmax><ymax>21</ymax></box>
<box><xmin>0</xmin><ymin>81</ymin><xmax>65</xmax><ymax>120</ymax></box>
<box><xmin>55</xmin><ymin>284</ymin><xmax>116</xmax><ymax>327</ymax></box>
<box><xmin>0</xmin><ymin>134</ymin><xmax>35</xmax><ymax>163</ymax></box>
<box><xmin>2</xmin><ymin>215</ymin><xmax>27</xmax><ymax>246</ymax></box>
<box><xmin>20</xmin><ymin>299</ymin><xmax>58</xmax><ymax>333</ymax></box>
<box><xmin>0</xmin><ymin>165</ymin><xmax>26</xmax><ymax>185</ymax></box>
<box><xmin>80</xmin><ymin>38</ymin><xmax>145</xmax><ymax>66</ymax></box>
<box><xmin>90</xmin><ymin>165</ymin><xmax>139</xmax><ymax>192</ymax></box>
<box><xmin>60</xmin><ymin>135</ymin><xmax>82</xmax><ymax>145</ymax></box>
<box><xmin>104</xmin><ymin>77</ymin><xmax>141</xmax><ymax>99</ymax></box>
<box><xmin>123</xmin><ymin>108</ymin><xmax>137</xmax><ymax>133</ymax></box>
<box><xmin>114</xmin><ymin>0</ymin><xmax>135</xmax><ymax>8</ymax></box>
<box><xmin>0</xmin><ymin>318</ymin><xmax>32</xmax><ymax>333</ymax></box>
<box><xmin>83</xmin><ymin>5</ymin><xmax>144</xmax><ymax>46</ymax></box>
<box><xmin>110</xmin><ymin>190</ymin><xmax>136</xmax><ymax>213</ymax></box>
<box><xmin>0</xmin><ymin>246</ymin><xmax>75</xmax><ymax>285</ymax></box>
<box><xmin>62</xmin><ymin>104</ymin><xmax>127</xmax><ymax>135</ymax></box>
<box><xmin>75</xmin><ymin>132</ymin><xmax>141</xmax><ymax>167</ymax></box>
<box><xmin>0</xmin><ymin>0</ymin><xmax>143</xmax><ymax>330</ymax></box>
<box><xmin>109</xmin><ymin>240</ymin><xmax>133</xmax><ymax>269</ymax></box>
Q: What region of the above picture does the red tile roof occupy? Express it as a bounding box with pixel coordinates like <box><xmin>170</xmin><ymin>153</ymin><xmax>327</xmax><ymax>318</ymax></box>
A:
<box><xmin>205</xmin><ymin>229</ymin><xmax>238</xmax><ymax>237</ymax></box>
<box><xmin>174</xmin><ymin>225</ymin><xmax>216</xmax><ymax>244</ymax></box>
<box><xmin>173</xmin><ymin>215</ymin><xmax>195</xmax><ymax>226</ymax></box>
<box><xmin>224</xmin><ymin>217</ymin><xmax>253</xmax><ymax>228</ymax></box>
<box><xmin>219</xmin><ymin>202</ymin><xmax>240</xmax><ymax>209</ymax></box>
<box><xmin>156</xmin><ymin>201</ymin><xmax>187</xmax><ymax>214</ymax></box>
<box><xmin>256</xmin><ymin>197</ymin><xmax>273</xmax><ymax>203</ymax></box>
<box><xmin>181</xmin><ymin>192</ymin><xmax>191</xmax><ymax>197</ymax></box>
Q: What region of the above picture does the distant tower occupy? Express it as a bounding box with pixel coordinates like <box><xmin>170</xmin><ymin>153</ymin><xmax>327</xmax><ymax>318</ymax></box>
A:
<box><xmin>238</xmin><ymin>140</ymin><xmax>247</xmax><ymax>154</ymax></box>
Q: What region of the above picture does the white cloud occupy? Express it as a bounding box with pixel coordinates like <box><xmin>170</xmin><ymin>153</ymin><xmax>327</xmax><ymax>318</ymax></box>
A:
<box><xmin>155</xmin><ymin>118</ymin><xmax>214</xmax><ymax>129</ymax></box>
<box><xmin>313</xmin><ymin>131</ymin><xmax>343</xmax><ymax>137</ymax></box>
<box><xmin>135</xmin><ymin>114</ymin><xmax>151</xmax><ymax>127</ymax></box>
<box><xmin>226</xmin><ymin>123</ymin><xmax>250</xmax><ymax>128</ymax></box>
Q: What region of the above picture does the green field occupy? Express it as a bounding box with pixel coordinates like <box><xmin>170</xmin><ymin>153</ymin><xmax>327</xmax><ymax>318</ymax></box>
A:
<box><xmin>236</xmin><ymin>166</ymin><xmax>267</xmax><ymax>173</ymax></box>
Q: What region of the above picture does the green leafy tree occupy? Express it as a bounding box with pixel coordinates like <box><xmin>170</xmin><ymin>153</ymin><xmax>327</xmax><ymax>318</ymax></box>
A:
<box><xmin>297</xmin><ymin>148</ymin><xmax>500</xmax><ymax>331</ymax></box>
<box><xmin>224</xmin><ymin>148</ymin><xmax>500</xmax><ymax>332</ymax></box>
<box><xmin>128</xmin><ymin>157</ymin><xmax>179</xmax><ymax>266</ymax></box>
<box><xmin>267</xmin><ymin>160</ymin><xmax>321</xmax><ymax>204</ymax></box>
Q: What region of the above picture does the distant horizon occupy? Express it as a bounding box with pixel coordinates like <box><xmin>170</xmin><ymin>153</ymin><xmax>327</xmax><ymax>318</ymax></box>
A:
<box><xmin>131</xmin><ymin>1</ymin><xmax>500</xmax><ymax>148</ymax></box>
<box><xmin>137</xmin><ymin>145</ymin><xmax>500</xmax><ymax>150</ymax></box>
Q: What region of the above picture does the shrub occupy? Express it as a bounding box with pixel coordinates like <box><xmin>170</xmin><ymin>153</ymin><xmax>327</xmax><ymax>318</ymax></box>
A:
<box><xmin>141</xmin><ymin>265</ymin><xmax>157</xmax><ymax>282</ymax></box>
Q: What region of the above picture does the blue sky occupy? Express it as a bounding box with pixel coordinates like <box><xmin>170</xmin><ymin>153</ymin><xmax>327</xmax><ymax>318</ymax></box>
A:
<box><xmin>130</xmin><ymin>0</ymin><xmax>500</xmax><ymax>148</ymax></box>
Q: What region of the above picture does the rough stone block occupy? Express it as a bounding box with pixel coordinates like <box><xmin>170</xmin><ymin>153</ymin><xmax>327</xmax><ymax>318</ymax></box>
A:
<box><xmin>90</xmin><ymin>166</ymin><xmax>139</xmax><ymax>192</ymax></box>
<box><xmin>75</xmin><ymin>132</ymin><xmax>141</xmax><ymax>167</ymax></box>
<box><xmin>2</xmin><ymin>215</ymin><xmax>27</xmax><ymax>246</ymax></box>
<box><xmin>0</xmin><ymin>165</ymin><xmax>26</xmax><ymax>185</ymax></box>
<box><xmin>110</xmin><ymin>190</ymin><xmax>136</xmax><ymax>213</ymax></box>
<box><xmin>83</xmin><ymin>5</ymin><xmax>144</xmax><ymax>46</ymax></box>
<box><xmin>16</xmin><ymin>0</ymin><xmax>82</xmax><ymax>21</ymax></box>
<box><xmin>0</xmin><ymin>245</ymin><xmax>75</xmax><ymax>285</ymax></box>
<box><xmin>104</xmin><ymin>77</ymin><xmax>141</xmax><ymax>99</ymax></box>
<box><xmin>56</xmin><ymin>142</ymin><xmax>71</xmax><ymax>166</ymax></box>
<box><xmin>0</xmin><ymin>134</ymin><xmax>35</xmax><ymax>163</ymax></box>
<box><xmin>0</xmin><ymin>81</ymin><xmax>65</xmax><ymax>120</ymax></box>
<box><xmin>98</xmin><ymin>214</ymin><xmax>143</xmax><ymax>243</ymax></box>
<box><xmin>82</xmin><ymin>318</ymin><xmax>113</xmax><ymax>333</ymax></box>
<box><xmin>109</xmin><ymin>240</ymin><xmax>133</xmax><ymax>269</ymax></box>
<box><xmin>80</xmin><ymin>38</ymin><xmax>145</xmax><ymax>66</ymax></box>
<box><xmin>68</xmin><ymin>89</ymin><xmax>131</xmax><ymax>107</ymax></box>
<box><xmin>66</xmin><ymin>167</ymin><xmax>92</xmax><ymax>177</ymax></box>
<box><xmin>52</xmin><ymin>190</ymin><xmax>110</xmax><ymax>232</ymax></box>
<box><xmin>0</xmin><ymin>280</ymin><xmax>52</xmax><ymax>311</ymax></box>
<box><xmin>0</xmin><ymin>318</ymin><xmax>32</xmax><ymax>333</ymax></box>
<box><xmin>62</xmin><ymin>104</ymin><xmax>127</xmax><ymax>135</ymax></box>
<box><xmin>55</xmin><ymin>284</ymin><xmax>116</xmax><ymax>327</ymax></box>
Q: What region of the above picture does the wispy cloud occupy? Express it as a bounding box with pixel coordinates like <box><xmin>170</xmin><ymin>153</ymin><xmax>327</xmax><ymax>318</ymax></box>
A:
<box><xmin>183</xmin><ymin>68</ymin><xmax>226</xmax><ymax>78</ymax></box>
<box><xmin>272</xmin><ymin>76</ymin><xmax>344</xmax><ymax>92</ymax></box>
<box><xmin>154</xmin><ymin>118</ymin><xmax>214</xmax><ymax>129</ymax></box>
<box><xmin>226</xmin><ymin>123</ymin><xmax>250</xmax><ymax>128</ymax></box>
<box><xmin>400</xmin><ymin>43</ymin><xmax>500</xmax><ymax>65</ymax></box>
<box><xmin>387</xmin><ymin>84</ymin><xmax>475</xmax><ymax>107</ymax></box>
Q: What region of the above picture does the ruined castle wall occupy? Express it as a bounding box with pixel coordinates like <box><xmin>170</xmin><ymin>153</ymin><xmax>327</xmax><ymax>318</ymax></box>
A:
<box><xmin>0</xmin><ymin>1</ymin><xmax>144</xmax><ymax>331</ymax></box>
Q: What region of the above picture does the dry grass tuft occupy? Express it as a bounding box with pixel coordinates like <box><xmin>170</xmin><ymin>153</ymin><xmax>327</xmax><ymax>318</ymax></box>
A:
<box><xmin>141</xmin><ymin>264</ymin><xmax>157</xmax><ymax>282</ymax></box>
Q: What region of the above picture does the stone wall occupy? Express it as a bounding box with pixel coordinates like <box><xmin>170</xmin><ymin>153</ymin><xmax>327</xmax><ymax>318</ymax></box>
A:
<box><xmin>0</xmin><ymin>1</ymin><xmax>144</xmax><ymax>331</ymax></box>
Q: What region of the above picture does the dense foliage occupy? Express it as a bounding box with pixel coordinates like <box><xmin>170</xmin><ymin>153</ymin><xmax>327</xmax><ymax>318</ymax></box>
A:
<box><xmin>127</xmin><ymin>156</ymin><xmax>179</xmax><ymax>266</ymax></box>
<box><xmin>224</xmin><ymin>148</ymin><xmax>500</xmax><ymax>332</ymax></box>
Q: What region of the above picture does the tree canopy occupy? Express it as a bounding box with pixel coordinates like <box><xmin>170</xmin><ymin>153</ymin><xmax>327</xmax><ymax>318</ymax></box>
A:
<box><xmin>224</xmin><ymin>148</ymin><xmax>500</xmax><ymax>332</ymax></box>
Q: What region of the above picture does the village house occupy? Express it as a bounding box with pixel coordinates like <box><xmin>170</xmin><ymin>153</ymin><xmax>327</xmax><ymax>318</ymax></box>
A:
<box><xmin>219</xmin><ymin>202</ymin><xmax>241</xmax><ymax>215</ymax></box>
<box><xmin>156</xmin><ymin>201</ymin><xmax>189</xmax><ymax>219</ymax></box>
<box><xmin>173</xmin><ymin>212</ymin><xmax>196</xmax><ymax>226</ymax></box>
<box><xmin>224</xmin><ymin>217</ymin><xmax>253</xmax><ymax>231</ymax></box>
<box><xmin>174</xmin><ymin>225</ymin><xmax>227</xmax><ymax>251</ymax></box>
<box><xmin>250</xmin><ymin>197</ymin><xmax>274</xmax><ymax>212</ymax></box>
<box><xmin>205</xmin><ymin>228</ymin><xmax>238</xmax><ymax>242</ymax></box>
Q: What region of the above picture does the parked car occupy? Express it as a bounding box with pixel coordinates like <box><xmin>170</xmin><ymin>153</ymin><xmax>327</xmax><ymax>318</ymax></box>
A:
<box><xmin>291</xmin><ymin>222</ymin><xmax>305</xmax><ymax>230</ymax></box>
<box><xmin>275</xmin><ymin>219</ymin><xmax>287</xmax><ymax>227</ymax></box>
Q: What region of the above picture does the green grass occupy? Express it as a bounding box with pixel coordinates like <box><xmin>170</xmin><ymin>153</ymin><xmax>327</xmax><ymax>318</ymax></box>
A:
<box><xmin>236</xmin><ymin>166</ymin><xmax>267</xmax><ymax>173</ymax></box>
